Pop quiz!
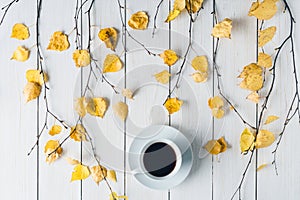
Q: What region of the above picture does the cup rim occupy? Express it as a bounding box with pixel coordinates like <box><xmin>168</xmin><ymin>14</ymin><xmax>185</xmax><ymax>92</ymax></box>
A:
<box><xmin>139</xmin><ymin>139</ymin><xmax>183</xmax><ymax>180</ymax></box>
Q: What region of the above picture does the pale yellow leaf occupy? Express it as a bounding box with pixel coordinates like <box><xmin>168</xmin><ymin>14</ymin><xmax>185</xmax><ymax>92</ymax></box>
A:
<box><xmin>98</xmin><ymin>28</ymin><xmax>118</xmax><ymax>51</ymax></box>
<box><xmin>23</xmin><ymin>82</ymin><xmax>41</xmax><ymax>102</ymax></box>
<box><xmin>107</xmin><ymin>170</ymin><xmax>117</xmax><ymax>182</ymax></box>
<box><xmin>49</xmin><ymin>125</ymin><xmax>62</xmax><ymax>136</ymax></box>
<box><xmin>86</xmin><ymin>97</ymin><xmax>108</xmax><ymax>118</ymax></box>
<box><xmin>44</xmin><ymin>140</ymin><xmax>63</xmax><ymax>164</ymax></box>
<box><xmin>212</xmin><ymin>108</ymin><xmax>225</xmax><ymax>119</ymax></box>
<box><xmin>174</xmin><ymin>0</ymin><xmax>186</xmax><ymax>10</ymax></box>
<box><xmin>73</xmin><ymin>49</ymin><xmax>91</xmax><ymax>67</ymax></box>
<box><xmin>185</xmin><ymin>0</ymin><xmax>203</xmax><ymax>13</ymax></box>
<box><xmin>122</xmin><ymin>89</ymin><xmax>134</xmax><ymax>100</ymax></box>
<box><xmin>26</xmin><ymin>69</ymin><xmax>48</xmax><ymax>86</ymax></box>
<box><xmin>191</xmin><ymin>56</ymin><xmax>208</xmax><ymax>72</ymax></box>
<box><xmin>47</xmin><ymin>31</ymin><xmax>70</xmax><ymax>51</ymax></box>
<box><xmin>74</xmin><ymin>97</ymin><xmax>87</xmax><ymax>117</ymax></box>
<box><xmin>258</xmin><ymin>26</ymin><xmax>276</xmax><ymax>47</ymax></box>
<box><xmin>70</xmin><ymin>124</ymin><xmax>87</xmax><ymax>142</ymax></box>
<box><xmin>11</xmin><ymin>46</ymin><xmax>30</xmax><ymax>62</ymax></box>
<box><xmin>264</xmin><ymin>115</ymin><xmax>279</xmax><ymax>125</ymax></box>
<box><xmin>211</xmin><ymin>18</ymin><xmax>232</xmax><ymax>39</ymax></box>
<box><xmin>204</xmin><ymin>137</ymin><xmax>227</xmax><ymax>155</ymax></box>
<box><xmin>154</xmin><ymin>70</ymin><xmax>171</xmax><ymax>84</ymax></box>
<box><xmin>248</xmin><ymin>0</ymin><xmax>278</xmax><ymax>20</ymax></box>
<box><xmin>71</xmin><ymin>164</ymin><xmax>90</xmax><ymax>182</ymax></box>
<box><xmin>90</xmin><ymin>165</ymin><xmax>107</xmax><ymax>185</ymax></box>
<box><xmin>164</xmin><ymin>97</ymin><xmax>183</xmax><ymax>114</ymax></box>
<box><xmin>128</xmin><ymin>11</ymin><xmax>149</xmax><ymax>30</ymax></box>
<box><xmin>257</xmin><ymin>163</ymin><xmax>268</xmax><ymax>171</ymax></box>
<box><xmin>160</xmin><ymin>49</ymin><xmax>178</xmax><ymax>66</ymax></box>
<box><xmin>255</xmin><ymin>129</ymin><xmax>275</xmax><ymax>148</ymax></box>
<box><xmin>191</xmin><ymin>72</ymin><xmax>208</xmax><ymax>83</ymax></box>
<box><xmin>208</xmin><ymin>96</ymin><xmax>224</xmax><ymax>109</ymax></box>
<box><xmin>11</xmin><ymin>23</ymin><xmax>30</xmax><ymax>40</ymax></box>
<box><xmin>66</xmin><ymin>157</ymin><xmax>80</xmax><ymax>165</ymax></box>
<box><xmin>113</xmin><ymin>102</ymin><xmax>128</xmax><ymax>121</ymax></box>
<box><xmin>103</xmin><ymin>54</ymin><xmax>123</xmax><ymax>73</ymax></box>
<box><xmin>109</xmin><ymin>192</ymin><xmax>128</xmax><ymax>200</ymax></box>
<box><xmin>257</xmin><ymin>52</ymin><xmax>272</xmax><ymax>68</ymax></box>
<box><xmin>246</xmin><ymin>92</ymin><xmax>260</xmax><ymax>103</ymax></box>
<box><xmin>240</xmin><ymin>128</ymin><xmax>255</xmax><ymax>153</ymax></box>
<box><xmin>238</xmin><ymin>63</ymin><xmax>263</xmax><ymax>91</ymax></box>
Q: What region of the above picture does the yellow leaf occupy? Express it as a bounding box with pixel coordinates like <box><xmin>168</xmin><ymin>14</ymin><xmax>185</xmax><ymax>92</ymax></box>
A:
<box><xmin>113</xmin><ymin>102</ymin><xmax>128</xmax><ymax>121</ymax></box>
<box><xmin>191</xmin><ymin>56</ymin><xmax>208</xmax><ymax>72</ymax></box>
<box><xmin>211</xmin><ymin>18</ymin><xmax>233</xmax><ymax>39</ymax></box>
<box><xmin>154</xmin><ymin>70</ymin><xmax>171</xmax><ymax>84</ymax></box>
<box><xmin>11</xmin><ymin>23</ymin><xmax>30</xmax><ymax>40</ymax></box>
<box><xmin>248</xmin><ymin>0</ymin><xmax>278</xmax><ymax>20</ymax></box>
<box><xmin>128</xmin><ymin>11</ymin><xmax>149</xmax><ymax>30</ymax></box>
<box><xmin>257</xmin><ymin>163</ymin><xmax>268</xmax><ymax>171</ymax></box>
<box><xmin>86</xmin><ymin>97</ymin><xmax>108</xmax><ymax>118</ymax></box>
<box><xmin>11</xmin><ymin>46</ymin><xmax>30</xmax><ymax>62</ymax></box>
<box><xmin>66</xmin><ymin>157</ymin><xmax>80</xmax><ymax>165</ymax></box>
<box><xmin>240</xmin><ymin>128</ymin><xmax>255</xmax><ymax>153</ymax></box>
<box><xmin>246</xmin><ymin>92</ymin><xmax>260</xmax><ymax>103</ymax></box>
<box><xmin>208</xmin><ymin>96</ymin><xmax>224</xmax><ymax>109</ymax></box>
<box><xmin>160</xmin><ymin>49</ymin><xmax>178</xmax><ymax>66</ymax></box>
<box><xmin>74</xmin><ymin>97</ymin><xmax>87</xmax><ymax>117</ymax></box>
<box><xmin>174</xmin><ymin>0</ymin><xmax>186</xmax><ymax>10</ymax></box>
<box><xmin>70</xmin><ymin>124</ymin><xmax>87</xmax><ymax>142</ymax></box>
<box><xmin>204</xmin><ymin>137</ymin><xmax>227</xmax><ymax>155</ymax></box>
<box><xmin>164</xmin><ymin>97</ymin><xmax>183</xmax><ymax>114</ymax></box>
<box><xmin>212</xmin><ymin>108</ymin><xmax>225</xmax><ymax>119</ymax></box>
<box><xmin>73</xmin><ymin>49</ymin><xmax>91</xmax><ymax>67</ymax></box>
<box><xmin>122</xmin><ymin>89</ymin><xmax>134</xmax><ymax>100</ymax></box>
<box><xmin>23</xmin><ymin>82</ymin><xmax>41</xmax><ymax>102</ymax></box>
<box><xmin>44</xmin><ymin>140</ymin><xmax>63</xmax><ymax>164</ymax></box>
<box><xmin>191</xmin><ymin>72</ymin><xmax>208</xmax><ymax>83</ymax></box>
<box><xmin>165</xmin><ymin>9</ymin><xmax>181</xmax><ymax>23</ymax></box>
<box><xmin>238</xmin><ymin>63</ymin><xmax>263</xmax><ymax>91</ymax></box>
<box><xmin>47</xmin><ymin>31</ymin><xmax>70</xmax><ymax>51</ymax></box>
<box><xmin>26</xmin><ymin>69</ymin><xmax>48</xmax><ymax>86</ymax></box>
<box><xmin>98</xmin><ymin>28</ymin><xmax>118</xmax><ymax>51</ymax></box>
<box><xmin>90</xmin><ymin>165</ymin><xmax>107</xmax><ymax>185</ymax></box>
<box><xmin>257</xmin><ymin>52</ymin><xmax>272</xmax><ymax>68</ymax></box>
<box><xmin>264</xmin><ymin>115</ymin><xmax>279</xmax><ymax>125</ymax></box>
<box><xmin>109</xmin><ymin>192</ymin><xmax>128</xmax><ymax>200</ymax></box>
<box><xmin>238</xmin><ymin>63</ymin><xmax>263</xmax><ymax>79</ymax></box>
<box><xmin>71</xmin><ymin>164</ymin><xmax>90</xmax><ymax>182</ymax></box>
<box><xmin>107</xmin><ymin>170</ymin><xmax>117</xmax><ymax>182</ymax></box>
<box><xmin>258</xmin><ymin>26</ymin><xmax>276</xmax><ymax>47</ymax></box>
<box><xmin>185</xmin><ymin>0</ymin><xmax>203</xmax><ymax>13</ymax></box>
<box><xmin>103</xmin><ymin>54</ymin><xmax>123</xmax><ymax>73</ymax></box>
<box><xmin>49</xmin><ymin>125</ymin><xmax>62</xmax><ymax>136</ymax></box>
<box><xmin>255</xmin><ymin>129</ymin><xmax>275</xmax><ymax>148</ymax></box>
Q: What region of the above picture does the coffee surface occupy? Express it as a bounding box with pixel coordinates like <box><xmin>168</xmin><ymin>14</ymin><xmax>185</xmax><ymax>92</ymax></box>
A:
<box><xmin>143</xmin><ymin>142</ymin><xmax>177</xmax><ymax>177</ymax></box>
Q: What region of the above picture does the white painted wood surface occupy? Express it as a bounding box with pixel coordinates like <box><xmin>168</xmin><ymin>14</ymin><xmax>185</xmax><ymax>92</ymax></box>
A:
<box><xmin>0</xmin><ymin>0</ymin><xmax>300</xmax><ymax>200</ymax></box>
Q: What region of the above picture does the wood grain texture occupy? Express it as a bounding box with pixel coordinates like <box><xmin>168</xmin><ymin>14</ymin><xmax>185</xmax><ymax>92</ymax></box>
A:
<box><xmin>0</xmin><ymin>0</ymin><xmax>299</xmax><ymax>200</ymax></box>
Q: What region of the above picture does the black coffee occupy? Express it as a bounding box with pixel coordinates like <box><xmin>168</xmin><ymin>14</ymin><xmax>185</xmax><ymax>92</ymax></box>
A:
<box><xmin>143</xmin><ymin>142</ymin><xmax>177</xmax><ymax>177</ymax></box>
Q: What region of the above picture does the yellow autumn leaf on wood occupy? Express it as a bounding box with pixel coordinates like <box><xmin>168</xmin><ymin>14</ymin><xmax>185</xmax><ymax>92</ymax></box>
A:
<box><xmin>70</xmin><ymin>124</ymin><xmax>87</xmax><ymax>142</ymax></box>
<box><xmin>44</xmin><ymin>140</ymin><xmax>63</xmax><ymax>164</ymax></box>
<box><xmin>204</xmin><ymin>137</ymin><xmax>227</xmax><ymax>155</ymax></box>
<box><xmin>122</xmin><ymin>89</ymin><xmax>134</xmax><ymax>100</ymax></box>
<box><xmin>165</xmin><ymin>9</ymin><xmax>181</xmax><ymax>23</ymax></box>
<box><xmin>257</xmin><ymin>163</ymin><xmax>268</xmax><ymax>171</ymax></box>
<box><xmin>212</xmin><ymin>108</ymin><xmax>225</xmax><ymax>119</ymax></box>
<box><xmin>240</xmin><ymin>128</ymin><xmax>255</xmax><ymax>153</ymax></box>
<box><xmin>258</xmin><ymin>26</ymin><xmax>276</xmax><ymax>47</ymax></box>
<box><xmin>66</xmin><ymin>157</ymin><xmax>80</xmax><ymax>165</ymax></box>
<box><xmin>11</xmin><ymin>46</ymin><xmax>30</xmax><ymax>62</ymax></box>
<box><xmin>90</xmin><ymin>165</ymin><xmax>107</xmax><ymax>185</ymax></box>
<box><xmin>86</xmin><ymin>97</ymin><xmax>108</xmax><ymax>118</ymax></box>
<box><xmin>73</xmin><ymin>49</ymin><xmax>91</xmax><ymax>67</ymax></box>
<box><xmin>47</xmin><ymin>31</ymin><xmax>70</xmax><ymax>51</ymax></box>
<box><xmin>71</xmin><ymin>164</ymin><xmax>90</xmax><ymax>182</ymax></box>
<box><xmin>246</xmin><ymin>92</ymin><xmax>260</xmax><ymax>103</ymax></box>
<box><xmin>49</xmin><ymin>125</ymin><xmax>62</xmax><ymax>136</ymax></box>
<box><xmin>191</xmin><ymin>72</ymin><xmax>208</xmax><ymax>83</ymax></box>
<box><xmin>23</xmin><ymin>82</ymin><xmax>41</xmax><ymax>102</ymax></box>
<box><xmin>74</xmin><ymin>97</ymin><xmax>87</xmax><ymax>117</ymax></box>
<box><xmin>185</xmin><ymin>0</ymin><xmax>203</xmax><ymax>13</ymax></box>
<box><xmin>165</xmin><ymin>0</ymin><xmax>185</xmax><ymax>22</ymax></box>
<box><xmin>256</xmin><ymin>130</ymin><xmax>275</xmax><ymax>148</ymax></box>
<box><xmin>110</xmin><ymin>192</ymin><xmax>128</xmax><ymax>200</ymax></box>
<box><xmin>11</xmin><ymin>23</ymin><xmax>30</xmax><ymax>40</ymax></box>
<box><xmin>26</xmin><ymin>69</ymin><xmax>48</xmax><ymax>86</ymax></box>
<box><xmin>257</xmin><ymin>52</ymin><xmax>272</xmax><ymax>68</ymax></box>
<box><xmin>160</xmin><ymin>49</ymin><xmax>178</xmax><ymax>66</ymax></box>
<box><xmin>103</xmin><ymin>54</ymin><xmax>123</xmax><ymax>73</ymax></box>
<box><xmin>107</xmin><ymin>170</ymin><xmax>117</xmax><ymax>182</ymax></box>
<box><xmin>154</xmin><ymin>70</ymin><xmax>171</xmax><ymax>84</ymax></box>
<box><xmin>98</xmin><ymin>28</ymin><xmax>118</xmax><ymax>51</ymax></box>
<box><xmin>113</xmin><ymin>102</ymin><xmax>128</xmax><ymax>121</ymax></box>
<box><xmin>212</xmin><ymin>18</ymin><xmax>232</xmax><ymax>39</ymax></box>
<box><xmin>191</xmin><ymin>56</ymin><xmax>208</xmax><ymax>72</ymax></box>
<box><xmin>128</xmin><ymin>11</ymin><xmax>149</xmax><ymax>30</ymax></box>
<box><xmin>208</xmin><ymin>96</ymin><xmax>224</xmax><ymax>109</ymax></box>
<box><xmin>248</xmin><ymin>0</ymin><xmax>278</xmax><ymax>20</ymax></box>
<box><xmin>264</xmin><ymin>115</ymin><xmax>279</xmax><ymax>125</ymax></box>
<box><xmin>238</xmin><ymin>63</ymin><xmax>263</xmax><ymax>91</ymax></box>
<box><xmin>164</xmin><ymin>98</ymin><xmax>183</xmax><ymax>114</ymax></box>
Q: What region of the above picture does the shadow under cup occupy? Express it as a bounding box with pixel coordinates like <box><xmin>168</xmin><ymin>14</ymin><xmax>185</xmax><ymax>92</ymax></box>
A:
<box><xmin>140</xmin><ymin>139</ymin><xmax>182</xmax><ymax>179</ymax></box>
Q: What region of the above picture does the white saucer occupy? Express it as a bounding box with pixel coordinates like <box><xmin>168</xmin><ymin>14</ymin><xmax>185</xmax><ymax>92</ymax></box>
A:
<box><xmin>128</xmin><ymin>125</ymin><xmax>193</xmax><ymax>190</ymax></box>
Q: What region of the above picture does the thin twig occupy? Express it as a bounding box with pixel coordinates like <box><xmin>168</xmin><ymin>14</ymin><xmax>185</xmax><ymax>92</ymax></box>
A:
<box><xmin>0</xmin><ymin>0</ymin><xmax>19</xmax><ymax>26</ymax></box>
